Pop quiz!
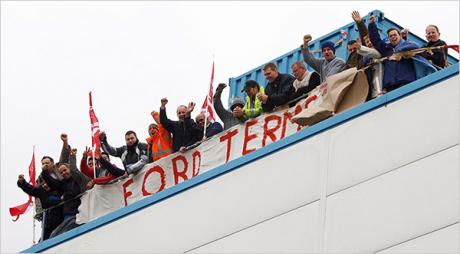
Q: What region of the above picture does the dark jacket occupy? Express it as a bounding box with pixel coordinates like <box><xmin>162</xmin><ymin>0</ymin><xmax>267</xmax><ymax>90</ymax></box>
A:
<box><xmin>262</xmin><ymin>73</ymin><xmax>296</xmax><ymax>112</ymax></box>
<box><xmin>190</xmin><ymin>121</ymin><xmax>224</xmax><ymax>141</ymax></box>
<box><xmin>422</xmin><ymin>39</ymin><xmax>448</xmax><ymax>68</ymax></box>
<box><xmin>100</xmin><ymin>137</ymin><xmax>149</xmax><ymax>174</ymax></box>
<box><xmin>17</xmin><ymin>180</ymin><xmax>63</xmax><ymax>240</ymax></box>
<box><xmin>41</xmin><ymin>170</ymin><xmax>83</xmax><ymax>216</ymax></box>
<box><xmin>160</xmin><ymin>108</ymin><xmax>200</xmax><ymax>152</ymax></box>
<box><xmin>368</xmin><ymin>22</ymin><xmax>418</xmax><ymax>89</ymax></box>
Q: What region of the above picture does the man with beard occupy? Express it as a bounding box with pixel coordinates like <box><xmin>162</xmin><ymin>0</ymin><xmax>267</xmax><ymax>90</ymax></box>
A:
<box><xmin>98</xmin><ymin>130</ymin><xmax>149</xmax><ymax>176</ymax></box>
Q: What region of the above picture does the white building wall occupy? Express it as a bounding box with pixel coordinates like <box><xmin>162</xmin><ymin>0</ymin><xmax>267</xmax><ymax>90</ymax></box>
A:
<box><xmin>44</xmin><ymin>76</ymin><xmax>459</xmax><ymax>253</ymax></box>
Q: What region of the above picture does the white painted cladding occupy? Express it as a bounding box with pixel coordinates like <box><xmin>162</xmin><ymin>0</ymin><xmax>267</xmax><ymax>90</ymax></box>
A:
<box><xmin>45</xmin><ymin>76</ymin><xmax>459</xmax><ymax>253</ymax></box>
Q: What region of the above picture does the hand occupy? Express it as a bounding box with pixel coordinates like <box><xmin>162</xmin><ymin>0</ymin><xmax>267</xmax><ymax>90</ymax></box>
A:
<box><xmin>61</xmin><ymin>133</ymin><xmax>68</xmax><ymax>144</ymax></box>
<box><xmin>401</xmin><ymin>28</ymin><xmax>409</xmax><ymax>38</ymax></box>
<box><xmin>257</xmin><ymin>93</ymin><xmax>268</xmax><ymax>104</ymax></box>
<box><xmin>187</xmin><ymin>102</ymin><xmax>195</xmax><ymax>113</ymax></box>
<box><xmin>83</xmin><ymin>146</ymin><xmax>90</xmax><ymax>157</ymax></box>
<box><xmin>99</xmin><ymin>131</ymin><xmax>106</xmax><ymax>142</ymax></box>
<box><xmin>70</xmin><ymin>148</ymin><xmax>77</xmax><ymax>157</ymax></box>
<box><xmin>303</xmin><ymin>34</ymin><xmax>312</xmax><ymax>47</ymax></box>
<box><xmin>216</xmin><ymin>83</ymin><xmax>227</xmax><ymax>92</ymax></box>
<box><xmin>351</xmin><ymin>11</ymin><xmax>362</xmax><ymax>23</ymax></box>
<box><xmin>160</xmin><ymin>98</ymin><xmax>168</xmax><ymax>109</ymax></box>
<box><xmin>86</xmin><ymin>180</ymin><xmax>95</xmax><ymax>190</ymax></box>
<box><xmin>232</xmin><ymin>106</ymin><xmax>244</xmax><ymax>118</ymax></box>
<box><xmin>369</xmin><ymin>16</ymin><xmax>375</xmax><ymax>24</ymax></box>
<box><xmin>18</xmin><ymin>174</ymin><xmax>25</xmax><ymax>183</ymax></box>
<box><xmin>353</xmin><ymin>40</ymin><xmax>361</xmax><ymax>50</ymax></box>
<box><xmin>179</xmin><ymin>146</ymin><xmax>186</xmax><ymax>153</ymax></box>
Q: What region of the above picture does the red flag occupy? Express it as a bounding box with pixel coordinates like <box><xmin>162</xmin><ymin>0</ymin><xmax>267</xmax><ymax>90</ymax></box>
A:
<box><xmin>9</xmin><ymin>151</ymin><xmax>36</xmax><ymax>221</ymax></box>
<box><xmin>444</xmin><ymin>44</ymin><xmax>459</xmax><ymax>53</ymax></box>
<box><xmin>89</xmin><ymin>92</ymin><xmax>101</xmax><ymax>151</ymax></box>
<box><xmin>201</xmin><ymin>62</ymin><xmax>216</xmax><ymax>121</ymax></box>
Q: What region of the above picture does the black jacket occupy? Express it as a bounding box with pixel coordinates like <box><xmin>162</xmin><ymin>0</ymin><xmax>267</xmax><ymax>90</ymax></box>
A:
<box><xmin>17</xmin><ymin>180</ymin><xmax>63</xmax><ymax>240</ymax></box>
<box><xmin>41</xmin><ymin>170</ymin><xmax>83</xmax><ymax>216</ymax></box>
<box><xmin>262</xmin><ymin>73</ymin><xmax>296</xmax><ymax>112</ymax></box>
<box><xmin>160</xmin><ymin>108</ymin><xmax>201</xmax><ymax>152</ymax></box>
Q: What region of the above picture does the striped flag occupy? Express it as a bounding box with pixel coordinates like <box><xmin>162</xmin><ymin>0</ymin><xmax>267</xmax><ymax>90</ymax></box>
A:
<box><xmin>201</xmin><ymin>62</ymin><xmax>216</xmax><ymax>121</ymax></box>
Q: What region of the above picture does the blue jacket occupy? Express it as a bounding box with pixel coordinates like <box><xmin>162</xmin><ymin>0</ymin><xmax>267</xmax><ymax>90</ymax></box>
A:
<box><xmin>368</xmin><ymin>22</ymin><xmax>419</xmax><ymax>89</ymax></box>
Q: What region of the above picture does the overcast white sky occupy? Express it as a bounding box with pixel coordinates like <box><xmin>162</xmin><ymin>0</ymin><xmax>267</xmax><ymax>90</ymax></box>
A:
<box><xmin>1</xmin><ymin>1</ymin><xmax>458</xmax><ymax>253</ymax></box>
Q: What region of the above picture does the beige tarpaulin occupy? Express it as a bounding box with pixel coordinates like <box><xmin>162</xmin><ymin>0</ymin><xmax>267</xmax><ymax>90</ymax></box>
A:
<box><xmin>292</xmin><ymin>67</ymin><xmax>369</xmax><ymax>126</ymax></box>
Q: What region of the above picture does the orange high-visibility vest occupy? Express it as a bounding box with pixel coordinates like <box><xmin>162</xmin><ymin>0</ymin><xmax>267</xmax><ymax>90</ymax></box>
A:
<box><xmin>146</xmin><ymin>123</ymin><xmax>173</xmax><ymax>161</ymax></box>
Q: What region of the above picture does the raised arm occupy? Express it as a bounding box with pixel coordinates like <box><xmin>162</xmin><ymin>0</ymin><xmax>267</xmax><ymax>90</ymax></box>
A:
<box><xmin>17</xmin><ymin>174</ymin><xmax>41</xmax><ymax>197</ymax></box>
<box><xmin>58</xmin><ymin>133</ymin><xmax>71</xmax><ymax>164</ymax></box>
<box><xmin>213</xmin><ymin>83</ymin><xmax>233</xmax><ymax>121</ymax></box>
<box><xmin>159</xmin><ymin>98</ymin><xmax>176</xmax><ymax>133</ymax></box>
<box><xmin>301</xmin><ymin>34</ymin><xmax>323</xmax><ymax>73</ymax></box>
<box><xmin>99</xmin><ymin>131</ymin><xmax>124</xmax><ymax>157</ymax></box>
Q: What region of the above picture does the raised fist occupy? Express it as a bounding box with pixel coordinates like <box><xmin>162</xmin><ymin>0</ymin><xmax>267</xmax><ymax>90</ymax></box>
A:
<box><xmin>216</xmin><ymin>83</ymin><xmax>227</xmax><ymax>91</ymax></box>
<box><xmin>303</xmin><ymin>34</ymin><xmax>312</xmax><ymax>46</ymax></box>
<box><xmin>161</xmin><ymin>98</ymin><xmax>168</xmax><ymax>107</ymax></box>
<box><xmin>61</xmin><ymin>133</ymin><xmax>68</xmax><ymax>143</ymax></box>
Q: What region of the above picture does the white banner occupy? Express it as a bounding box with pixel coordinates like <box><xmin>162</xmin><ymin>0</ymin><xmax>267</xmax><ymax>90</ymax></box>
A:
<box><xmin>76</xmin><ymin>98</ymin><xmax>313</xmax><ymax>224</ymax></box>
<box><xmin>77</xmin><ymin>68</ymin><xmax>366</xmax><ymax>224</ymax></box>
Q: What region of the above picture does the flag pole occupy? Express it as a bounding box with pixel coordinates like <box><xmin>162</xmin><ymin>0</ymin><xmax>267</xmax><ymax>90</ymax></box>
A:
<box><xmin>89</xmin><ymin>92</ymin><xmax>97</xmax><ymax>180</ymax></box>
<box><xmin>32</xmin><ymin>145</ymin><xmax>36</xmax><ymax>244</ymax></box>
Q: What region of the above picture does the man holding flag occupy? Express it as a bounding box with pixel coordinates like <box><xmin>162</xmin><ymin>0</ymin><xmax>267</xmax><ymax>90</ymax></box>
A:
<box><xmin>11</xmin><ymin>151</ymin><xmax>64</xmax><ymax>241</ymax></box>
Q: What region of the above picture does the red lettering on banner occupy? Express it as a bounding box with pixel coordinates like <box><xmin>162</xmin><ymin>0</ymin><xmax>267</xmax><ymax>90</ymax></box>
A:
<box><xmin>172</xmin><ymin>155</ymin><xmax>188</xmax><ymax>184</ymax></box>
<box><xmin>219</xmin><ymin>129</ymin><xmax>238</xmax><ymax>162</ymax></box>
<box><xmin>281</xmin><ymin>105</ymin><xmax>302</xmax><ymax>139</ymax></box>
<box><xmin>122</xmin><ymin>179</ymin><xmax>134</xmax><ymax>206</ymax></box>
<box><xmin>141</xmin><ymin>165</ymin><xmax>166</xmax><ymax>196</ymax></box>
<box><xmin>192</xmin><ymin>151</ymin><xmax>201</xmax><ymax>177</ymax></box>
<box><xmin>304</xmin><ymin>95</ymin><xmax>317</xmax><ymax>108</ymax></box>
<box><xmin>262</xmin><ymin>115</ymin><xmax>282</xmax><ymax>147</ymax></box>
<box><xmin>242</xmin><ymin>119</ymin><xmax>258</xmax><ymax>155</ymax></box>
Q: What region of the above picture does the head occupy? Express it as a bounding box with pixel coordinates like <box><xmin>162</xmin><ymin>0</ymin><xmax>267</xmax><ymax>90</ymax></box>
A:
<box><xmin>387</xmin><ymin>27</ymin><xmax>401</xmax><ymax>46</ymax></box>
<box><xmin>125</xmin><ymin>130</ymin><xmax>138</xmax><ymax>146</ymax></box>
<box><xmin>321</xmin><ymin>41</ymin><xmax>336</xmax><ymax>61</ymax></box>
<box><xmin>347</xmin><ymin>40</ymin><xmax>357</xmax><ymax>54</ymax></box>
<box><xmin>195</xmin><ymin>113</ymin><xmax>207</xmax><ymax>128</ymax></box>
<box><xmin>148</xmin><ymin>123</ymin><xmax>159</xmax><ymax>137</ymax></box>
<box><xmin>242</xmin><ymin>80</ymin><xmax>260</xmax><ymax>98</ymax></box>
<box><xmin>176</xmin><ymin>105</ymin><xmax>187</xmax><ymax>122</ymax></box>
<box><xmin>101</xmin><ymin>152</ymin><xmax>110</xmax><ymax>162</ymax></box>
<box><xmin>291</xmin><ymin>61</ymin><xmax>307</xmax><ymax>81</ymax></box>
<box><xmin>41</xmin><ymin>156</ymin><xmax>54</xmax><ymax>172</ymax></box>
<box><xmin>88</xmin><ymin>157</ymin><xmax>94</xmax><ymax>168</ymax></box>
<box><xmin>425</xmin><ymin>25</ymin><xmax>440</xmax><ymax>42</ymax></box>
<box><xmin>41</xmin><ymin>179</ymin><xmax>51</xmax><ymax>192</ymax></box>
<box><xmin>263</xmin><ymin>63</ymin><xmax>279</xmax><ymax>83</ymax></box>
<box><xmin>363</xmin><ymin>35</ymin><xmax>373</xmax><ymax>48</ymax></box>
<box><xmin>58</xmin><ymin>163</ymin><xmax>71</xmax><ymax>180</ymax></box>
<box><xmin>230</xmin><ymin>97</ymin><xmax>245</xmax><ymax>112</ymax></box>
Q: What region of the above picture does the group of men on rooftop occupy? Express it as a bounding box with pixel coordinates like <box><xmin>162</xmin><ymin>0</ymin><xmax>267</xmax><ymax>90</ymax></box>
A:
<box><xmin>17</xmin><ymin>10</ymin><xmax>450</xmax><ymax>242</ymax></box>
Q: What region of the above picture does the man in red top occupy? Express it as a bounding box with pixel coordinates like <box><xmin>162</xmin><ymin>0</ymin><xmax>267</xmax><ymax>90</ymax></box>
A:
<box><xmin>80</xmin><ymin>147</ymin><xmax>116</xmax><ymax>189</ymax></box>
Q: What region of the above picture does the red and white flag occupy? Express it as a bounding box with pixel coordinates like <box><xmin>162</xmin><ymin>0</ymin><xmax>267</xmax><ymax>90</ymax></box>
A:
<box><xmin>89</xmin><ymin>92</ymin><xmax>101</xmax><ymax>153</ymax></box>
<box><xmin>9</xmin><ymin>151</ymin><xmax>36</xmax><ymax>221</ymax></box>
<box><xmin>201</xmin><ymin>61</ymin><xmax>216</xmax><ymax>121</ymax></box>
